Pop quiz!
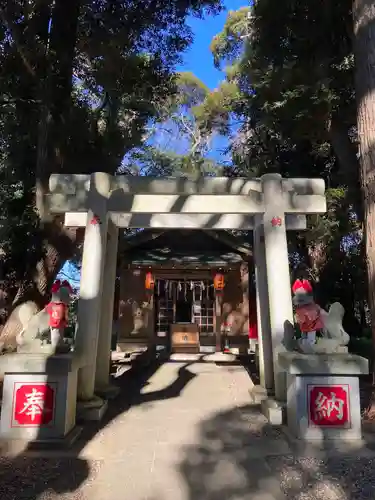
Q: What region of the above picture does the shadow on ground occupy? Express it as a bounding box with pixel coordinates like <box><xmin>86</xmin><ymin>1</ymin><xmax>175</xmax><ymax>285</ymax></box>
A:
<box><xmin>176</xmin><ymin>403</ymin><xmax>375</xmax><ymax>500</ymax></box>
<box><xmin>0</xmin><ymin>354</ymin><xmax>198</xmax><ymax>499</ymax></box>
<box><xmin>1</xmin><ymin>355</ymin><xmax>375</xmax><ymax>498</ymax></box>
<box><xmin>0</xmin><ymin>456</ymin><xmax>91</xmax><ymax>499</ymax></box>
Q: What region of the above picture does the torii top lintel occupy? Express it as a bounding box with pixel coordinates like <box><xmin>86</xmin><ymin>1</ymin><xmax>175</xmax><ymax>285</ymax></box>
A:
<box><xmin>47</xmin><ymin>173</ymin><xmax>326</xmax><ymax>215</ymax></box>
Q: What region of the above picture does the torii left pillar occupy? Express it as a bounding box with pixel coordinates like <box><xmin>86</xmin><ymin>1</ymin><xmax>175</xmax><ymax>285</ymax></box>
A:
<box><xmin>95</xmin><ymin>220</ymin><xmax>119</xmax><ymax>398</ymax></box>
<box><xmin>75</xmin><ymin>172</ymin><xmax>110</xmax><ymax>419</ymax></box>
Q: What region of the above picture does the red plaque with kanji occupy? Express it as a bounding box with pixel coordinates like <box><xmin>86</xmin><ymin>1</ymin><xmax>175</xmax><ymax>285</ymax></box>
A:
<box><xmin>308</xmin><ymin>385</ymin><xmax>350</xmax><ymax>427</ymax></box>
<box><xmin>12</xmin><ymin>383</ymin><xmax>55</xmax><ymax>427</ymax></box>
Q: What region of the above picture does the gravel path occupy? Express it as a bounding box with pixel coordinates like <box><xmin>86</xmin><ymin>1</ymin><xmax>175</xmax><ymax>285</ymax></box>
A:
<box><xmin>266</xmin><ymin>455</ymin><xmax>375</xmax><ymax>500</ymax></box>
<box><xmin>0</xmin><ymin>457</ymin><xmax>101</xmax><ymax>499</ymax></box>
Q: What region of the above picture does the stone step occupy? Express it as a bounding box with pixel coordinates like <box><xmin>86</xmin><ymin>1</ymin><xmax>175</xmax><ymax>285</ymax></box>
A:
<box><xmin>249</xmin><ymin>384</ymin><xmax>269</xmax><ymax>404</ymax></box>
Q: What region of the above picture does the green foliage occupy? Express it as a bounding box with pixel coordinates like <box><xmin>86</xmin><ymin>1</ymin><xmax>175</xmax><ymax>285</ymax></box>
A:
<box><xmin>125</xmin><ymin>146</ymin><xmax>222</xmax><ymax>177</ymax></box>
<box><xmin>63</xmin><ymin>298</ymin><xmax>78</xmax><ymax>339</ymax></box>
<box><xmin>193</xmin><ymin>7</ymin><xmax>249</xmax><ymax>134</ymax></box>
<box><xmin>246</xmin><ymin>0</ymin><xmax>355</xmax><ymax>145</ymax></box>
<box><xmin>134</xmin><ymin>68</ymin><xmax>227</xmax><ymax>176</ymax></box>
<box><xmin>0</xmin><ymin>0</ymin><xmax>223</xmax><ymax>306</ymax></box>
<box><xmin>190</xmin><ymin>3</ymin><xmax>367</xmax><ymax>333</ymax></box>
<box><xmin>349</xmin><ymin>336</ymin><xmax>372</xmax><ymax>360</ymax></box>
<box><xmin>0</xmin><ymin>0</ymin><xmax>369</xmax><ymax>340</ymax></box>
<box><xmin>195</xmin><ymin>81</ymin><xmax>242</xmax><ymax>134</ymax></box>
<box><xmin>210</xmin><ymin>7</ymin><xmax>251</xmax><ymax>68</ymax></box>
<box><xmin>176</xmin><ymin>72</ymin><xmax>211</xmax><ymax>109</ymax></box>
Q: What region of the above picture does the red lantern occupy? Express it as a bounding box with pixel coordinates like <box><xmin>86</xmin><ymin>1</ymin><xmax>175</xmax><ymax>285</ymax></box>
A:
<box><xmin>145</xmin><ymin>272</ymin><xmax>155</xmax><ymax>291</ymax></box>
<box><xmin>214</xmin><ymin>273</ymin><xmax>225</xmax><ymax>291</ymax></box>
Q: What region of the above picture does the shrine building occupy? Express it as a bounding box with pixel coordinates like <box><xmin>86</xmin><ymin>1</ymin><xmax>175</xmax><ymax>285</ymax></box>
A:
<box><xmin>117</xmin><ymin>228</ymin><xmax>253</xmax><ymax>355</ymax></box>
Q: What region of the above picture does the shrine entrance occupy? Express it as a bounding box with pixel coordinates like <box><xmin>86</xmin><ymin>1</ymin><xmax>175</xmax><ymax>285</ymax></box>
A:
<box><xmin>154</xmin><ymin>277</ymin><xmax>216</xmax><ymax>352</ymax></box>
<box><xmin>48</xmin><ymin>172</ymin><xmax>327</xmax><ymax>407</ymax></box>
<box><xmin>116</xmin><ymin>226</ymin><xmax>253</xmax><ymax>356</ymax></box>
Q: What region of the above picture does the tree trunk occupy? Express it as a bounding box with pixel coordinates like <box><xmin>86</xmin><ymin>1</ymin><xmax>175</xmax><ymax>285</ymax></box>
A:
<box><xmin>36</xmin><ymin>0</ymin><xmax>82</xmax><ymax>217</ymax></box>
<box><xmin>0</xmin><ymin>0</ymin><xmax>82</xmax><ymax>350</ymax></box>
<box><xmin>328</xmin><ymin>114</ymin><xmax>363</xmax><ymax>219</ymax></box>
<box><xmin>353</xmin><ymin>0</ymin><xmax>375</xmax><ymax>418</ymax></box>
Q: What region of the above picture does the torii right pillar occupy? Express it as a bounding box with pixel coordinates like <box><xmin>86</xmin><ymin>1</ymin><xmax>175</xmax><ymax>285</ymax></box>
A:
<box><xmin>259</xmin><ymin>173</ymin><xmax>326</xmax><ymax>405</ymax></box>
<box><xmin>261</xmin><ymin>174</ymin><xmax>294</xmax><ymax>402</ymax></box>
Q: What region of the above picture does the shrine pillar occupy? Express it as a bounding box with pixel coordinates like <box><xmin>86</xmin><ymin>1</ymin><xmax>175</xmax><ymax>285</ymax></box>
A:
<box><xmin>215</xmin><ymin>292</ymin><xmax>222</xmax><ymax>352</ymax></box>
<box><xmin>261</xmin><ymin>173</ymin><xmax>294</xmax><ymax>401</ymax></box>
<box><xmin>95</xmin><ymin>221</ymin><xmax>119</xmax><ymax>397</ymax></box>
<box><xmin>253</xmin><ymin>216</ymin><xmax>274</xmax><ymax>392</ymax></box>
<box><xmin>75</xmin><ymin>172</ymin><xmax>110</xmax><ymax>410</ymax></box>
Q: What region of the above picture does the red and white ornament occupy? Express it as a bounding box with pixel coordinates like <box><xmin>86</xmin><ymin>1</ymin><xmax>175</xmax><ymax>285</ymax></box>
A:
<box><xmin>271</xmin><ymin>216</ymin><xmax>282</xmax><ymax>227</ymax></box>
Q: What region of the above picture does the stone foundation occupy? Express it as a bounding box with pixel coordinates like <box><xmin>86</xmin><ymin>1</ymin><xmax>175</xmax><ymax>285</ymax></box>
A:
<box><xmin>0</xmin><ymin>354</ymin><xmax>81</xmax><ymax>446</ymax></box>
<box><xmin>278</xmin><ymin>352</ymin><xmax>368</xmax><ymax>442</ymax></box>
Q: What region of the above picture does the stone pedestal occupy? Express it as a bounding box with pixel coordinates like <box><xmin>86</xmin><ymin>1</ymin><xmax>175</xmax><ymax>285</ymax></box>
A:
<box><xmin>279</xmin><ymin>352</ymin><xmax>368</xmax><ymax>442</ymax></box>
<box><xmin>76</xmin><ymin>396</ymin><xmax>108</xmax><ymax>422</ymax></box>
<box><xmin>0</xmin><ymin>354</ymin><xmax>81</xmax><ymax>447</ymax></box>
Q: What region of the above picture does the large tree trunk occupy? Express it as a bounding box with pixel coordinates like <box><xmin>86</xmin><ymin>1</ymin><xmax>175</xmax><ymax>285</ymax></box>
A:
<box><xmin>0</xmin><ymin>0</ymin><xmax>82</xmax><ymax>350</ymax></box>
<box><xmin>36</xmin><ymin>0</ymin><xmax>82</xmax><ymax>217</ymax></box>
<box><xmin>328</xmin><ymin>114</ymin><xmax>363</xmax><ymax>219</ymax></box>
<box><xmin>353</xmin><ymin>0</ymin><xmax>375</xmax><ymax>417</ymax></box>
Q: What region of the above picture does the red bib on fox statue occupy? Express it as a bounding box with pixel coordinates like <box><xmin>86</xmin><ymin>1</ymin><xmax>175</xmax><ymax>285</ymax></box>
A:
<box><xmin>45</xmin><ymin>280</ymin><xmax>73</xmax><ymax>347</ymax></box>
<box><xmin>46</xmin><ymin>302</ymin><xmax>67</xmax><ymax>329</ymax></box>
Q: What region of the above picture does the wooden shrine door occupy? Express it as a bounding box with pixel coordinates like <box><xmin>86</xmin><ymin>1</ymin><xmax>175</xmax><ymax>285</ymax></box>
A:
<box><xmin>155</xmin><ymin>278</ymin><xmax>215</xmax><ymax>352</ymax></box>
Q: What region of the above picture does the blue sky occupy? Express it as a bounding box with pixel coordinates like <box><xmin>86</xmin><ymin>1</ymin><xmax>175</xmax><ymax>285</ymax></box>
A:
<box><xmin>57</xmin><ymin>261</ymin><xmax>81</xmax><ymax>290</ymax></box>
<box><xmin>178</xmin><ymin>0</ymin><xmax>247</xmax><ymax>89</ymax></box>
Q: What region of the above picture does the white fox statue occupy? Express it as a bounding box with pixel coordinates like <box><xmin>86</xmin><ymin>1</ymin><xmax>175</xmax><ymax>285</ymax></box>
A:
<box><xmin>296</xmin><ymin>302</ymin><xmax>350</xmax><ymax>354</ymax></box>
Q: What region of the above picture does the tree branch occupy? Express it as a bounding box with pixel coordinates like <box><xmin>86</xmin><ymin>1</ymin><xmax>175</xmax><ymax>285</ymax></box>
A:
<box><xmin>0</xmin><ymin>98</ymin><xmax>42</xmax><ymax>106</ymax></box>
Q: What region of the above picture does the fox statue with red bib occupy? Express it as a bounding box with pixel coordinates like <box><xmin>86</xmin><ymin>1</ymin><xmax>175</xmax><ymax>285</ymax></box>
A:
<box><xmin>291</xmin><ymin>279</ymin><xmax>350</xmax><ymax>354</ymax></box>
<box><xmin>45</xmin><ymin>280</ymin><xmax>73</xmax><ymax>348</ymax></box>
<box><xmin>16</xmin><ymin>280</ymin><xmax>73</xmax><ymax>353</ymax></box>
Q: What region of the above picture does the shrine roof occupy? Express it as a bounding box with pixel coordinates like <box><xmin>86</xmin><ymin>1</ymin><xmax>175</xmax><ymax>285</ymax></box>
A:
<box><xmin>120</xmin><ymin>229</ymin><xmax>252</xmax><ymax>266</ymax></box>
<box><xmin>126</xmin><ymin>250</ymin><xmax>243</xmax><ymax>266</ymax></box>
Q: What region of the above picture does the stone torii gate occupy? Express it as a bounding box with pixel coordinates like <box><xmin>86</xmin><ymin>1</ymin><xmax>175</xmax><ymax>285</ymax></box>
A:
<box><xmin>48</xmin><ymin>172</ymin><xmax>326</xmax><ymax>415</ymax></box>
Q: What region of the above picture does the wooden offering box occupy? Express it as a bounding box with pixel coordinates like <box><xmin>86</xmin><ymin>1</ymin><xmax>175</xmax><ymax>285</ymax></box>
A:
<box><xmin>170</xmin><ymin>323</ymin><xmax>200</xmax><ymax>353</ymax></box>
